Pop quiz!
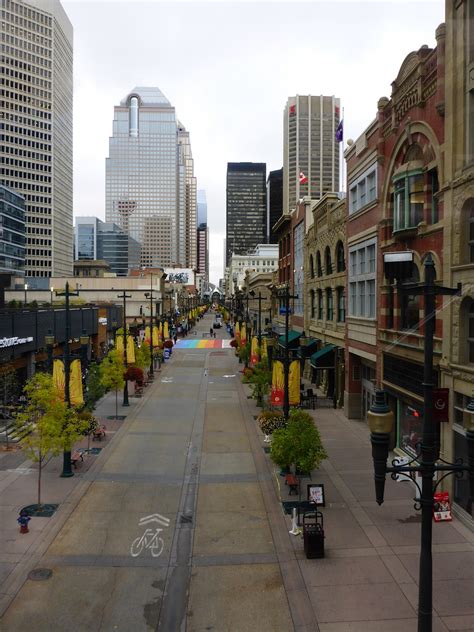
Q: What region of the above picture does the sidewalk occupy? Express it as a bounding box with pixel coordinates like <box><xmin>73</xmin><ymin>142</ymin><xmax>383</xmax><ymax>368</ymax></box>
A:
<box><xmin>243</xmin><ymin>383</ymin><xmax>474</xmax><ymax>632</ymax></box>
<box><xmin>0</xmin><ymin>360</ymin><xmax>173</xmax><ymax>617</ymax></box>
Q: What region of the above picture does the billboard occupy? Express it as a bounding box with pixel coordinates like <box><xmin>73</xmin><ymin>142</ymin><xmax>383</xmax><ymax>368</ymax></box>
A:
<box><xmin>164</xmin><ymin>268</ymin><xmax>195</xmax><ymax>285</ymax></box>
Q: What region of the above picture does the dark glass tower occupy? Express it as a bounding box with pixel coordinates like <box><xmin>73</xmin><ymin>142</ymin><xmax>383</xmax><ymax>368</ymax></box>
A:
<box><xmin>226</xmin><ymin>163</ymin><xmax>266</xmax><ymax>266</ymax></box>
<box><xmin>267</xmin><ymin>168</ymin><xmax>283</xmax><ymax>243</ymax></box>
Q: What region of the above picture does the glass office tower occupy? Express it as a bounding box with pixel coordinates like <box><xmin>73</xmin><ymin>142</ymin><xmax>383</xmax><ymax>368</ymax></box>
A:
<box><xmin>106</xmin><ymin>87</ymin><xmax>196</xmax><ymax>269</ymax></box>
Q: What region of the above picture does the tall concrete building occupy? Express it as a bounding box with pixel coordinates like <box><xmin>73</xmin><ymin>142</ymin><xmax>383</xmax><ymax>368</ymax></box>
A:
<box><xmin>196</xmin><ymin>190</ymin><xmax>208</xmax><ymax>284</ymax></box>
<box><xmin>226</xmin><ymin>162</ymin><xmax>266</xmax><ymax>266</ymax></box>
<box><xmin>106</xmin><ymin>87</ymin><xmax>197</xmax><ymax>269</ymax></box>
<box><xmin>283</xmin><ymin>95</ymin><xmax>340</xmax><ymax>214</ymax></box>
<box><xmin>0</xmin><ymin>0</ymin><xmax>73</xmax><ymax>279</ymax></box>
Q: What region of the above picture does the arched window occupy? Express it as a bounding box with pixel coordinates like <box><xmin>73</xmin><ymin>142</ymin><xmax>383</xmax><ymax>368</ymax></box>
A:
<box><xmin>325</xmin><ymin>246</ymin><xmax>332</xmax><ymax>275</ymax></box>
<box><xmin>316</xmin><ymin>251</ymin><xmax>322</xmax><ymax>277</ymax></box>
<box><xmin>326</xmin><ymin>288</ymin><xmax>333</xmax><ymax>320</ymax></box>
<box><xmin>461</xmin><ymin>199</ymin><xmax>474</xmax><ymax>264</ymax></box>
<box><xmin>310</xmin><ymin>289</ymin><xmax>315</xmax><ymax>318</ymax></box>
<box><xmin>401</xmin><ymin>263</ymin><xmax>420</xmax><ymax>330</ymax></box>
<box><xmin>310</xmin><ymin>254</ymin><xmax>315</xmax><ymax>279</ymax></box>
<box><xmin>336</xmin><ymin>241</ymin><xmax>345</xmax><ymax>272</ymax></box>
<box><xmin>317</xmin><ymin>289</ymin><xmax>323</xmax><ymax>319</ymax></box>
<box><xmin>459</xmin><ymin>297</ymin><xmax>474</xmax><ymax>364</ymax></box>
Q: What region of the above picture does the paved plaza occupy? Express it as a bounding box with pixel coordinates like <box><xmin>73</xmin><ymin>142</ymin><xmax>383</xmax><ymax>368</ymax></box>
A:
<box><xmin>0</xmin><ymin>313</ymin><xmax>473</xmax><ymax>631</ymax></box>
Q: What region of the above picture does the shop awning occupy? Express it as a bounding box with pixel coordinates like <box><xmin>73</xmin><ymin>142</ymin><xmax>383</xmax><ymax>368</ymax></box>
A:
<box><xmin>278</xmin><ymin>330</ymin><xmax>301</xmax><ymax>348</ymax></box>
<box><xmin>296</xmin><ymin>338</ymin><xmax>320</xmax><ymax>359</ymax></box>
<box><xmin>310</xmin><ymin>344</ymin><xmax>336</xmax><ymax>369</ymax></box>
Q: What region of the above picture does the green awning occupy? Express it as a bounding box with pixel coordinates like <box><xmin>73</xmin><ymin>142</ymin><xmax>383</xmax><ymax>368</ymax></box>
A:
<box><xmin>296</xmin><ymin>338</ymin><xmax>320</xmax><ymax>358</ymax></box>
<box><xmin>310</xmin><ymin>344</ymin><xmax>336</xmax><ymax>369</ymax></box>
<box><xmin>278</xmin><ymin>330</ymin><xmax>301</xmax><ymax>347</ymax></box>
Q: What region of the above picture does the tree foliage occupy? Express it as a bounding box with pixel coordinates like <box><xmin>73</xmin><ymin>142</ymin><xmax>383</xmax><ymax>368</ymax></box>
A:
<box><xmin>84</xmin><ymin>362</ymin><xmax>106</xmax><ymax>411</ymax></box>
<box><xmin>100</xmin><ymin>349</ymin><xmax>125</xmax><ymax>392</ymax></box>
<box><xmin>270</xmin><ymin>409</ymin><xmax>327</xmax><ymax>473</ymax></box>
<box><xmin>135</xmin><ymin>343</ymin><xmax>151</xmax><ymax>370</ymax></box>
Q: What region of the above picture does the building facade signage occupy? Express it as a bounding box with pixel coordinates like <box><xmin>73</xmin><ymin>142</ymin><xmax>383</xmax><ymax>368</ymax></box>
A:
<box><xmin>0</xmin><ymin>336</ymin><xmax>34</xmax><ymax>348</ymax></box>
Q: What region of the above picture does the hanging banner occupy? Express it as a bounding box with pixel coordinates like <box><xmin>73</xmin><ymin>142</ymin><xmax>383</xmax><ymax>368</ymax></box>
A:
<box><xmin>270</xmin><ymin>360</ymin><xmax>284</xmax><ymax>406</ymax></box>
<box><xmin>144</xmin><ymin>326</ymin><xmax>151</xmax><ymax>345</ymax></box>
<box><xmin>289</xmin><ymin>360</ymin><xmax>301</xmax><ymax>405</ymax></box>
<box><xmin>433</xmin><ymin>388</ymin><xmax>449</xmax><ymax>423</ymax></box>
<box><xmin>164</xmin><ymin>321</ymin><xmax>169</xmax><ymax>339</ymax></box>
<box><xmin>261</xmin><ymin>337</ymin><xmax>268</xmax><ymax>362</ymax></box>
<box><xmin>250</xmin><ymin>336</ymin><xmax>259</xmax><ymax>367</ymax></box>
<box><xmin>241</xmin><ymin>323</ymin><xmax>247</xmax><ymax>346</ymax></box>
<box><xmin>126</xmin><ymin>335</ymin><xmax>136</xmax><ymax>364</ymax></box>
<box><xmin>152</xmin><ymin>325</ymin><xmax>159</xmax><ymax>347</ymax></box>
<box><xmin>53</xmin><ymin>359</ymin><xmax>65</xmax><ymax>398</ymax></box>
<box><xmin>115</xmin><ymin>334</ymin><xmax>124</xmax><ymax>355</ymax></box>
<box><xmin>235</xmin><ymin>321</ymin><xmax>241</xmax><ymax>341</ymax></box>
<box><xmin>69</xmin><ymin>359</ymin><xmax>84</xmax><ymax>407</ymax></box>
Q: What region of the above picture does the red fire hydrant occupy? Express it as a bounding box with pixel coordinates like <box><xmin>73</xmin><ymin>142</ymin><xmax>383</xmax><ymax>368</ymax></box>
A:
<box><xmin>18</xmin><ymin>509</ymin><xmax>30</xmax><ymax>534</ymax></box>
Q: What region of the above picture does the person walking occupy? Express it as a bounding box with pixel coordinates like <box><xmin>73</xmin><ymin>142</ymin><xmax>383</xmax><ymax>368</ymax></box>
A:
<box><xmin>210</xmin><ymin>327</ymin><xmax>213</xmax><ymax>337</ymax></box>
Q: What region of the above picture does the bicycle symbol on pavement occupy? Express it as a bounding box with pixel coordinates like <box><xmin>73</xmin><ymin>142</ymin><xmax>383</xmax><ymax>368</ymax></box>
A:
<box><xmin>130</xmin><ymin>513</ymin><xmax>170</xmax><ymax>558</ymax></box>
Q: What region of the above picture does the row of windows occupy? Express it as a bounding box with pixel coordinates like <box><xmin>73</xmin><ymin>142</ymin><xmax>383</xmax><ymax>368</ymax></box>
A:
<box><xmin>309</xmin><ymin>287</ymin><xmax>345</xmax><ymax>322</ymax></box>
<box><xmin>0</xmin><ymin>54</ymin><xmax>52</xmax><ymax>79</ymax></box>
<box><xmin>1</xmin><ymin>44</ymin><xmax>51</xmax><ymax>69</ymax></box>
<box><xmin>2</xmin><ymin>65</ymin><xmax>51</xmax><ymax>90</ymax></box>
<box><xmin>1</xmin><ymin>168</ymin><xmax>51</xmax><ymax>181</ymax></box>
<box><xmin>310</xmin><ymin>242</ymin><xmax>345</xmax><ymax>277</ymax></box>
<box><xmin>2</xmin><ymin>156</ymin><xmax>51</xmax><ymax>171</ymax></box>
<box><xmin>2</xmin><ymin>143</ymin><xmax>51</xmax><ymax>161</ymax></box>
<box><xmin>348</xmin><ymin>238</ymin><xmax>377</xmax><ymax>319</ymax></box>
<box><xmin>349</xmin><ymin>164</ymin><xmax>377</xmax><ymax>214</ymax></box>
<box><xmin>3</xmin><ymin>2</ymin><xmax>52</xmax><ymax>26</ymax></box>
<box><xmin>2</xmin><ymin>178</ymin><xmax>51</xmax><ymax>194</ymax></box>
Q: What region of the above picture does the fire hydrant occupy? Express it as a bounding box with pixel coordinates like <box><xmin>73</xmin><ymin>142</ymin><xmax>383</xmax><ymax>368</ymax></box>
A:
<box><xmin>17</xmin><ymin>509</ymin><xmax>30</xmax><ymax>534</ymax></box>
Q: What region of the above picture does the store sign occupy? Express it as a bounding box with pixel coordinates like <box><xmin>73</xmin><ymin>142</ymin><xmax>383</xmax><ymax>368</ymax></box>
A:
<box><xmin>0</xmin><ymin>336</ymin><xmax>33</xmax><ymax>348</ymax></box>
<box><xmin>433</xmin><ymin>388</ymin><xmax>449</xmax><ymax>423</ymax></box>
<box><xmin>98</xmin><ymin>317</ymin><xmax>108</xmax><ymax>325</ymax></box>
<box><xmin>433</xmin><ymin>491</ymin><xmax>452</xmax><ymax>522</ymax></box>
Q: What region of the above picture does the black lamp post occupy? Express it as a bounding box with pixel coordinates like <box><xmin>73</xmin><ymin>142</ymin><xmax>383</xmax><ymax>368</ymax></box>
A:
<box><xmin>276</xmin><ymin>284</ymin><xmax>298</xmax><ymax>421</ymax></box>
<box><xmin>144</xmin><ymin>273</ymin><xmax>156</xmax><ymax>378</ymax></box>
<box><xmin>368</xmin><ymin>254</ymin><xmax>473</xmax><ymax>632</ymax></box>
<box><xmin>45</xmin><ymin>329</ymin><xmax>54</xmax><ymax>373</ymax></box>
<box><xmin>117</xmin><ymin>291</ymin><xmax>131</xmax><ymax>407</ymax></box>
<box><xmin>23</xmin><ymin>283</ymin><xmax>28</xmax><ymax>308</ymax></box>
<box><xmin>249</xmin><ymin>291</ymin><xmax>263</xmax><ymax>361</ymax></box>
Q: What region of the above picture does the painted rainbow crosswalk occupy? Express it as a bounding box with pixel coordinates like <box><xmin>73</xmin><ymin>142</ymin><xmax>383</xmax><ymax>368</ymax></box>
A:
<box><xmin>175</xmin><ymin>339</ymin><xmax>232</xmax><ymax>349</ymax></box>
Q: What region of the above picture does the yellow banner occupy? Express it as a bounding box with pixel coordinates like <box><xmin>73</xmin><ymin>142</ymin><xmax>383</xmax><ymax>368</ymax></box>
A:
<box><xmin>126</xmin><ymin>335</ymin><xmax>136</xmax><ymax>364</ymax></box>
<box><xmin>144</xmin><ymin>326</ymin><xmax>151</xmax><ymax>344</ymax></box>
<box><xmin>69</xmin><ymin>359</ymin><xmax>84</xmax><ymax>407</ymax></box>
<box><xmin>270</xmin><ymin>360</ymin><xmax>284</xmax><ymax>406</ymax></box>
<box><xmin>235</xmin><ymin>321</ymin><xmax>240</xmax><ymax>339</ymax></box>
<box><xmin>53</xmin><ymin>359</ymin><xmax>65</xmax><ymax>398</ymax></box>
<box><xmin>116</xmin><ymin>334</ymin><xmax>124</xmax><ymax>355</ymax></box>
<box><xmin>164</xmin><ymin>321</ymin><xmax>169</xmax><ymax>339</ymax></box>
<box><xmin>241</xmin><ymin>323</ymin><xmax>247</xmax><ymax>345</ymax></box>
<box><xmin>152</xmin><ymin>325</ymin><xmax>159</xmax><ymax>347</ymax></box>
<box><xmin>250</xmin><ymin>336</ymin><xmax>259</xmax><ymax>367</ymax></box>
<box><xmin>289</xmin><ymin>360</ymin><xmax>301</xmax><ymax>405</ymax></box>
<box><xmin>261</xmin><ymin>337</ymin><xmax>267</xmax><ymax>361</ymax></box>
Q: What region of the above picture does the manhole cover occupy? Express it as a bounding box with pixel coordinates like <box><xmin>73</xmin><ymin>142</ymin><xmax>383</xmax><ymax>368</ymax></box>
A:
<box><xmin>87</xmin><ymin>447</ymin><xmax>102</xmax><ymax>455</ymax></box>
<box><xmin>28</xmin><ymin>568</ymin><xmax>52</xmax><ymax>581</ymax></box>
<box><xmin>107</xmin><ymin>416</ymin><xmax>126</xmax><ymax>420</ymax></box>
<box><xmin>263</xmin><ymin>446</ymin><xmax>271</xmax><ymax>453</ymax></box>
<box><xmin>21</xmin><ymin>504</ymin><xmax>58</xmax><ymax>518</ymax></box>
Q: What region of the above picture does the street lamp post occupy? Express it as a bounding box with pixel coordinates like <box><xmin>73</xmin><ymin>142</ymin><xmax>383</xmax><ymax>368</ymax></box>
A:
<box><xmin>117</xmin><ymin>291</ymin><xmax>131</xmax><ymax>406</ymax></box>
<box><xmin>144</xmin><ymin>274</ymin><xmax>156</xmax><ymax>378</ymax></box>
<box><xmin>249</xmin><ymin>291</ymin><xmax>263</xmax><ymax>361</ymax></box>
<box><xmin>368</xmin><ymin>254</ymin><xmax>473</xmax><ymax>632</ymax></box>
<box><xmin>24</xmin><ymin>283</ymin><xmax>28</xmax><ymax>308</ymax></box>
<box><xmin>50</xmin><ymin>286</ymin><xmax>54</xmax><ymax>308</ymax></box>
<box><xmin>276</xmin><ymin>284</ymin><xmax>298</xmax><ymax>421</ymax></box>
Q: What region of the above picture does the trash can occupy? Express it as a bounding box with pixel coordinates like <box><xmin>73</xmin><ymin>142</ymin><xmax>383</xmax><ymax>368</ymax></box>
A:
<box><xmin>302</xmin><ymin>511</ymin><xmax>324</xmax><ymax>559</ymax></box>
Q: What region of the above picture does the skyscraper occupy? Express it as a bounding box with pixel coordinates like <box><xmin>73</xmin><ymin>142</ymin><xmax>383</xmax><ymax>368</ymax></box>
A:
<box><xmin>197</xmin><ymin>189</ymin><xmax>207</xmax><ymax>225</ymax></box>
<box><xmin>105</xmin><ymin>87</ymin><xmax>197</xmax><ymax>269</ymax></box>
<box><xmin>196</xmin><ymin>190</ymin><xmax>208</xmax><ymax>284</ymax></box>
<box><xmin>267</xmin><ymin>168</ymin><xmax>283</xmax><ymax>243</ymax></box>
<box><xmin>0</xmin><ymin>0</ymin><xmax>73</xmax><ymax>278</ymax></box>
<box><xmin>283</xmin><ymin>95</ymin><xmax>340</xmax><ymax>214</ymax></box>
<box><xmin>226</xmin><ymin>162</ymin><xmax>266</xmax><ymax>266</ymax></box>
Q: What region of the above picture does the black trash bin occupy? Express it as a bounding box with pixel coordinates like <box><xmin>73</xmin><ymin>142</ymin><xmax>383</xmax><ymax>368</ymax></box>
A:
<box><xmin>302</xmin><ymin>511</ymin><xmax>324</xmax><ymax>559</ymax></box>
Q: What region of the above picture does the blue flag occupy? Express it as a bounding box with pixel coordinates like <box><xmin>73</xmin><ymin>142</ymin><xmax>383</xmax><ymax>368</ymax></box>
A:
<box><xmin>335</xmin><ymin>119</ymin><xmax>343</xmax><ymax>142</ymax></box>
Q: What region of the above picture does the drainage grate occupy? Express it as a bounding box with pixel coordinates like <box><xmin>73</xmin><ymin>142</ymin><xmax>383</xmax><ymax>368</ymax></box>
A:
<box><xmin>179</xmin><ymin>513</ymin><xmax>193</xmax><ymax>524</ymax></box>
<box><xmin>87</xmin><ymin>447</ymin><xmax>102</xmax><ymax>455</ymax></box>
<box><xmin>22</xmin><ymin>503</ymin><xmax>58</xmax><ymax>518</ymax></box>
<box><xmin>28</xmin><ymin>568</ymin><xmax>52</xmax><ymax>581</ymax></box>
<box><xmin>107</xmin><ymin>415</ymin><xmax>127</xmax><ymax>420</ymax></box>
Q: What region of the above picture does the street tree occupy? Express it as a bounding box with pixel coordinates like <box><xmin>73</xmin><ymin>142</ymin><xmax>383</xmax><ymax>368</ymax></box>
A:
<box><xmin>84</xmin><ymin>362</ymin><xmax>106</xmax><ymax>411</ymax></box>
<box><xmin>15</xmin><ymin>373</ymin><xmax>66</xmax><ymax>507</ymax></box>
<box><xmin>100</xmin><ymin>349</ymin><xmax>125</xmax><ymax>420</ymax></box>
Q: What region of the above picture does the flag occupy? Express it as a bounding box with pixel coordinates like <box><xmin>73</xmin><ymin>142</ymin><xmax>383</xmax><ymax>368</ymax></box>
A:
<box><xmin>270</xmin><ymin>360</ymin><xmax>284</xmax><ymax>406</ymax></box>
<box><xmin>250</xmin><ymin>336</ymin><xmax>259</xmax><ymax>367</ymax></box>
<box><xmin>241</xmin><ymin>323</ymin><xmax>247</xmax><ymax>346</ymax></box>
<box><xmin>69</xmin><ymin>359</ymin><xmax>84</xmax><ymax>407</ymax></box>
<box><xmin>299</xmin><ymin>171</ymin><xmax>308</xmax><ymax>185</ymax></box>
<box><xmin>144</xmin><ymin>326</ymin><xmax>151</xmax><ymax>345</ymax></box>
<box><xmin>152</xmin><ymin>325</ymin><xmax>159</xmax><ymax>347</ymax></box>
<box><xmin>335</xmin><ymin>105</ymin><xmax>340</xmax><ymax>117</ymax></box>
<box><xmin>53</xmin><ymin>359</ymin><xmax>65</xmax><ymax>398</ymax></box>
<box><xmin>289</xmin><ymin>360</ymin><xmax>301</xmax><ymax>406</ymax></box>
<box><xmin>261</xmin><ymin>337</ymin><xmax>267</xmax><ymax>362</ymax></box>
<box><xmin>336</xmin><ymin>120</ymin><xmax>343</xmax><ymax>142</ymax></box>
<box><xmin>289</xmin><ymin>104</ymin><xmax>296</xmax><ymax>115</ymax></box>
<box><xmin>126</xmin><ymin>335</ymin><xmax>136</xmax><ymax>364</ymax></box>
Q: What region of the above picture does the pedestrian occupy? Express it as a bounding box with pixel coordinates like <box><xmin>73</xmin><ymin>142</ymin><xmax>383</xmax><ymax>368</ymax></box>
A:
<box><xmin>210</xmin><ymin>327</ymin><xmax>213</xmax><ymax>337</ymax></box>
<box><xmin>173</xmin><ymin>333</ymin><xmax>178</xmax><ymax>344</ymax></box>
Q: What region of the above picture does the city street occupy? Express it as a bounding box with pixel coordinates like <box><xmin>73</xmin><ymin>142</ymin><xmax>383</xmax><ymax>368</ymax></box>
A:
<box><xmin>1</xmin><ymin>313</ymin><xmax>473</xmax><ymax>631</ymax></box>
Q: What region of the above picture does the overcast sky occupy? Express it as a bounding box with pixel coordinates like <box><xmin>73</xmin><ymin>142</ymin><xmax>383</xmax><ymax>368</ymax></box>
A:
<box><xmin>64</xmin><ymin>0</ymin><xmax>444</xmax><ymax>284</ymax></box>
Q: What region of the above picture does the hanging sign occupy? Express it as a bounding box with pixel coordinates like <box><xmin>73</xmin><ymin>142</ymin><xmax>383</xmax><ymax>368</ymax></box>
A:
<box><xmin>433</xmin><ymin>388</ymin><xmax>449</xmax><ymax>423</ymax></box>
<box><xmin>433</xmin><ymin>491</ymin><xmax>452</xmax><ymax>522</ymax></box>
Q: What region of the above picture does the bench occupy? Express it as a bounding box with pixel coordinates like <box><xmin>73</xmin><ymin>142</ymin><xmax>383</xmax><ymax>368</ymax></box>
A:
<box><xmin>92</xmin><ymin>426</ymin><xmax>106</xmax><ymax>441</ymax></box>
<box><xmin>285</xmin><ymin>473</ymin><xmax>299</xmax><ymax>496</ymax></box>
<box><xmin>71</xmin><ymin>450</ymin><xmax>84</xmax><ymax>468</ymax></box>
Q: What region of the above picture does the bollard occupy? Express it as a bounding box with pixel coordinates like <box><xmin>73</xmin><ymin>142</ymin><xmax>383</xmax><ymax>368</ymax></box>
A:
<box><xmin>289</xmin><ymin>507</ymin><xmax>301</xmax><ymax>536</ymax></box>
<box><xmin>18</xmin><ymin>509</ymin><xmax>30</xmax><ymax>534</ymax></box>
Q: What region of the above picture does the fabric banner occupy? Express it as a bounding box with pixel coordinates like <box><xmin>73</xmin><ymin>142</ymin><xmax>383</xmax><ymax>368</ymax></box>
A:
<box><xmin>241</xmin><ymin>323</ymin><xmax>247</xmax><ymax>346</ymax></box>
<box><xmin>289</xmin><ymin>360</ymin><xmax>301</xmax><ymax>405</ymax></box>
<box><xmin>164</xmin><ymin>321</ymin><xmax>169</xmax><ymax>339</ymax></box>
<box><xmin>235</xmin><ymin>321</ymin><xmax>241</xmax><ymax>341</ymax></box>
<box><xmin>115</xmin><ymin>335</ymin><xmax>124</xmax><ymax>355</ymax></box>
<box><xmin>144</xmin><ymin>326</ymin><xmax>151</xmax><ymax>345</ymax></box>
<box><xmin>250</xmin><ymin>336</ymin><xmax>259</xmax><ymax>367</ymax></box>
<box><xmin>261</xmin><ymin>337</ymin><xmax>267</xmax><ymax>362</ymax></box>
<box><xmin>152</xmin><ymin>325</ymin><xmax>159</xmax><ymax>347</ymax></box>
<box><xmin>53</xmin><ymin>359</ymin><xmax>65</xmax><ymax>398</ymax></box>
<box><xmin>69</xmin><ymin>359</ymin><xmax>84</xmax><ymax>407</ymax></box>
<box><xmin>126</xmin><ymin>335</ymin><xmax>136</xmax><ymax>364</ymax></box>
<box><xmin>270</xmin><ymin>360</ymin><xmax>284</xmax><ymax>406</ymax></box>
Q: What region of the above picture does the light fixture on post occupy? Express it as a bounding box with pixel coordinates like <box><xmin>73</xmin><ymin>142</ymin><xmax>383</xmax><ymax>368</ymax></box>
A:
<box><xmin>367</xmin><ymin>389</ymin><xmax>395</xmax><ymax>505</ymax></box>
<box><xmin>24</xmin><ymin>283</ymin><xmax>28</xmax><ymax>308</ymax></box>
<box><xmin>50</xmin><ymin>286</ymin><xmax>54</xmax><ymax>308</ymax></box>
<box><xmin>45</xmin><ymin>330</ymin><xmax>55</xmax><ymax>374</ymax></box>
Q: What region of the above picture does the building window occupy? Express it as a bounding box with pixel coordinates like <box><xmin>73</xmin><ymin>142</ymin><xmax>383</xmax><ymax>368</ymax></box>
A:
<box><xmin>310</xmin><ymin>254</ymin><xmax>314</xmax><ymax>278</ymax></box>
<box><xmin>400</xmin><ymin>263</ymin><xmax>420</xmax><ymax>331</ymax></box>
<box><xmin>348</xmin><ymin>237</ymin><xmax>377</xmax><ymax>318</ymax></box>
<box><xmin>337</xmin><ymin>287</ymin><xmax>345</xmax><ymax>322</ymax></box>
<box><xmin>460</xmin><ymin>297</ymin><xmax>474</xmax><ymax>364</ymax></box>
<box><xmin>348</xmin><ymin>163</ymin><xmax>377</xmax><ymax>215</ymax></box>
<box><xmin>326</xmin><ymin>288</ymin><xmax>333</xmax><ymax>320</ymax></box>
<box><xmin>336</xmin><ymin>241</ymin><xmax>345</xmax><ymax>272</ymax></box>
<box><xmin>310</xmin><ymin>289</ymin><xmax>315</xmax><ymax>318</ymax></box>
<box><xmin>317</xmin><ymin>289</ymin><xmax>323</xmax><ymax>319</ymax></box>
<box><xmin>462</xmin><ymin>199</ymin><xmax>474</xmax><ymax>264</ymax></box>
<box><xmin>393</xmin><ymin>171</ymin><xmax>424</xmax><ymax>232</ymax></box>
<box><xmin>316</xmin><ymin>251</ymin><xmax>322</xmax><ymax>276</ymax></box>
<box><xmin>429</xmin><ymin>169</ymin><xmax>439</xmax><ymax>224</ymax></box>
<box><xmin>325</xmin><ymin>246</ymin><xmax>332</xmax><ymax>275</ymax></box>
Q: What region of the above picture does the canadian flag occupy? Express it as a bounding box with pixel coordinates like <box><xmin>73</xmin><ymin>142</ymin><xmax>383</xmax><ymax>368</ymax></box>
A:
<box><xmin>299</xmin><ymin>171</ymin><xmax>308</xmax><ymax>185</ymax></box>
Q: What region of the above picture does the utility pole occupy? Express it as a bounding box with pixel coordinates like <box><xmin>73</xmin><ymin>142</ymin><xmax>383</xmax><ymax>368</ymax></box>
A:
<box><xmin>117</xmin><ymin>291</ymin><xmax>132</xmax><ymax>406</ymax></box>
<box><xmin>276</xmin><ymin>284</ymin><xmax>298</xmax><ymax>420</ymax></box>
<box><xmin>144</xmin><ymin>273</ymin><xmax>156</xmax><ymax>378</ymax></box>
<box><xmin>249</xmin><ymin>291</ymin><xmax>264</xmax><ymax>361</ymax></box>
